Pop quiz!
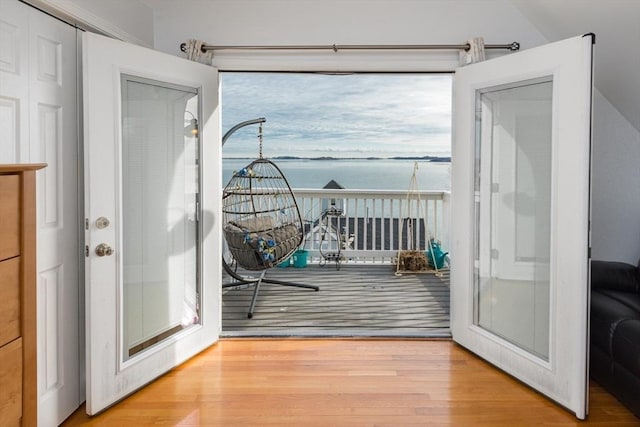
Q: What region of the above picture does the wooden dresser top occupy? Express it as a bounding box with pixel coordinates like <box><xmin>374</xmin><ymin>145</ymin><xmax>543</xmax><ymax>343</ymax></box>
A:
<box><xmin>0</xmin><ymin>164</ymin><xmax>47</xmax><ymax>173</ymax></box>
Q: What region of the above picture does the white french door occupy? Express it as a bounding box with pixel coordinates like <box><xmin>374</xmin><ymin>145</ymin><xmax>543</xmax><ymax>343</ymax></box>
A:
<box><xmin>451</xmin><ymin>35</ymin><xmax>593</xmax><ymax>418</ymax></box>
<box><xmin>82</xmin><ymin>32</ymin><xmax>221</xmax><ymax>414</ymax></box>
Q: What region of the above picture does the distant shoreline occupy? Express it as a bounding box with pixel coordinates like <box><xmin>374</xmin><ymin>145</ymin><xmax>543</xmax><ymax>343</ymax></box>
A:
<box><xmin>224</xmin><ymin>155</ymin><xmax>452</xmax><ymax>162</ymax></box>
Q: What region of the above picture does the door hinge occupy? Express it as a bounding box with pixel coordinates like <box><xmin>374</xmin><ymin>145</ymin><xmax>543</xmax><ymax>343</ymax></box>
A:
<box><xmin>85</xmin><ymin>218</ymin><xmax>89</xmax><ymax>230</ymax></box>
<box><xmin>491</xmin><ymin>248</ymin><xmax>499</xmax><ymax>259</ymax></box>
<box><xmin>491</xmin><ymin>183</ymin><xmax>499</xmax><ymax>193</ymax></box>
<box><xmin>85</xmin><ymin>245</ymin><xmax>89</xmax><ymax>257</ymax></box>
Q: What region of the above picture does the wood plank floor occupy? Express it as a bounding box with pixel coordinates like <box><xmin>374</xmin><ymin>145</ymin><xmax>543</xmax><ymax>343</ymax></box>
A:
<box><xmin>62</xmin><ymin>339</ymin><xmax>638</xmax><ymax>426</ymax></box>
<box><xmin>223</xmin><ymin>264</ymin><xmax>450</xmax><ymax>337</ymax></box>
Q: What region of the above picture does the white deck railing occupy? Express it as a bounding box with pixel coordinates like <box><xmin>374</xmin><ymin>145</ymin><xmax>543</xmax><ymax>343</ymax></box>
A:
<box><xmin>292</xmin><ymin>188</ymin><xmax>450</xmax><ymax>264</ymax></box>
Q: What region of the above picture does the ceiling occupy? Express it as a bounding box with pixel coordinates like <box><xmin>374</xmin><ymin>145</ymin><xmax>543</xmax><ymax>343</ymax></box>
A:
<box><xmin>511</xmin><ymin>0</ymin><xmax>640</xmax><ymax>132</ymax></box>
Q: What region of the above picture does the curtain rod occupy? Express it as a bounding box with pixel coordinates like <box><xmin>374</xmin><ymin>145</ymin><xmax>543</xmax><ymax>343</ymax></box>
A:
<box><xmin>179</xmin><ymin>41</ymin><xmax>520</xmax><ymax>54</ymax></box>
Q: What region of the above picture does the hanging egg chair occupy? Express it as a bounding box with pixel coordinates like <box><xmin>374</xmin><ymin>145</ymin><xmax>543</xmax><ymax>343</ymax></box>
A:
<box><xmin>222</xmin><ymin>125</ymin><xmax>303</xmax><ymax>271</ymax></box>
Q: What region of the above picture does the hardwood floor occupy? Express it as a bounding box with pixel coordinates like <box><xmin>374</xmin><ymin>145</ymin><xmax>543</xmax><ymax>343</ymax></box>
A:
<box><xmin>63</xmin><ymin>339</ymin><xmax>638</xmax><ymax>426</ymax></box>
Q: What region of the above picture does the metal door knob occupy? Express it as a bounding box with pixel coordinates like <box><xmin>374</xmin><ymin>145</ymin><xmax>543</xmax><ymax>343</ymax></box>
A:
<box><xmin>95</xmin><ymin>243</ymin><xmax>114</xmax><ymax>257</ymax></box>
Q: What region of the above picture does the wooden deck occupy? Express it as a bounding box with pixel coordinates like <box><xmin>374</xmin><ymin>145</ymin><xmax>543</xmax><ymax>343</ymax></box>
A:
<box><xmin>222</xmin><ymin>264</ymin><xmax>450</xmax><ymax>337</ymax></box>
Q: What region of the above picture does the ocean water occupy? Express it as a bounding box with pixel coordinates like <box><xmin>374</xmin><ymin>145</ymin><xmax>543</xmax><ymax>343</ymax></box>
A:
<box><xmin>222</xmin><ymin>158</ymin><xmax>451</xmax><ymax>191</ymax></box>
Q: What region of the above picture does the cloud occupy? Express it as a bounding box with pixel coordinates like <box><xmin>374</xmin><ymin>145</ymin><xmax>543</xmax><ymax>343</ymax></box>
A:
<box><xmin>221</xmin><ymin>72</ymin><xmax>452</xmax><ymax>158</ymax></box>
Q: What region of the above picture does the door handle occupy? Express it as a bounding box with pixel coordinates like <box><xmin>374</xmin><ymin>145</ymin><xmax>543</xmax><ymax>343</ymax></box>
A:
<box><xmin>95</xmin><ymin>243</ymin><xmax>114</xmax><ymax>257</ymax></box>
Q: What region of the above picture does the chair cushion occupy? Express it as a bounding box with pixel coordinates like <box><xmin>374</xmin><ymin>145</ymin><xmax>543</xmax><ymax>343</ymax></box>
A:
<box><xmin>598</xmin><ymin>290</ymin><xmax>640</xmax><ymax>313</ymax></box>
<box><xmin>591</xmin><ymin>291</ymin><xmax>640</xmax><ymax>353</ymax></box>
<box><xmin>229</xmin><ymin>216</ymin><xmax>276</xmax><ymax>233</ymax></box>
<box><xmin>612</xmin><ymin>319</ymin><xmax>640</xmax><ymax>378</ymax></box>
<box><xmin>591</xmin><ymin>260</ymin><xmax>640</xmax><ymax>293</ymax></box>
<box><xmin>224</xmin><ymin>218</ymin><xmax>300</xmax><ymax>270</ymax></box>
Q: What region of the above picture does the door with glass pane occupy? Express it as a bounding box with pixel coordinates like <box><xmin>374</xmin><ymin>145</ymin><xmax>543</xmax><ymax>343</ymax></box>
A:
<box><xmin>451</xmin><ymin>35</ymin><xmax>593</xmax><ymax>418</ymax></box>
<box><xmin>83</xmin><ymin>32</ymin><xmax>221</xmax><ymax>414</ymax></box>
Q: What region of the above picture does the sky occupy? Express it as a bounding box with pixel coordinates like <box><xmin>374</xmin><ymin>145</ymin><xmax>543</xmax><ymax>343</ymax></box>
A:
<box><xmin>220</xmin><ymin>72</ymin><xmax>452</xmax><ymax>158</ymax></box>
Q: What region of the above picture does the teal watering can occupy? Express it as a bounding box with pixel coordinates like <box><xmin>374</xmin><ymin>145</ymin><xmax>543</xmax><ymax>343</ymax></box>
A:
<box><xmin>427</xmin><ymin>239</ymin><xmax>448</xmax><ymax>269</ymax></box>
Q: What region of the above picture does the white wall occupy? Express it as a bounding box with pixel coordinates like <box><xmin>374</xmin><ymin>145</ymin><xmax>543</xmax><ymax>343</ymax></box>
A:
<box><xmin>151</xmin><ymin>0</ymin><xmax>548</xmax><ymax>57</ymax></box>
<box><xmin>512</xmin><ymin>0</ymin><xmax>640</xmax><ymax>133</ymax></box>
<box><xmin>512</xmin><ymin>0</ymin><xmax>640</xmax><ymax>265</ymax></box>
<box><xmin>591</xmin><ymin>90</ymin><xmax>640</xmax><ymax>264</ymax></box>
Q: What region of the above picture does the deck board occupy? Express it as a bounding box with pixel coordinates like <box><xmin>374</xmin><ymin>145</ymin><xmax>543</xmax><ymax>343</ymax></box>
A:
<box><xmin>222</xmin><ymin>264</ymin><xmax>450</xmax><ymax>337</ymax></box>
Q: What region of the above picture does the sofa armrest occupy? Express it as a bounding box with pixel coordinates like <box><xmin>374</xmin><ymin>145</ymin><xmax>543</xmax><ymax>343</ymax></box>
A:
<box><xmin>591</xmin><ymin>260</ymin><xmax>640</xmax><ymax>294</ymax></box>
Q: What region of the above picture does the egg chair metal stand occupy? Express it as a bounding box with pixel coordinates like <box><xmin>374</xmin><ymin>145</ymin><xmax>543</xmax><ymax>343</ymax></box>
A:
<box><xmin>221</xmin><ymin>118</ymin><xmax>318</xmax><ymax>319</ymax></box>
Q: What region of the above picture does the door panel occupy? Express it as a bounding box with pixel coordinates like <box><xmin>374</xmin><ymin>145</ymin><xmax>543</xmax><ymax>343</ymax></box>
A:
<box><xmin>83</xmin><ymin>32</ymin><xmax>221</xmax><ymax>415</ymax></box>
<box><xmin>30</xmin><ymin>11</ymin><xmax>80</xmax><ymax>424</ymax></box>
<box><xmin>0</xmin><ymin>0</ymin><xmax>81</xmax><ymax>424</ymax></box>
<box><xmin>451</xmin><ymin>35</ymin><xmax>593</xmax><ymax>418</ymax></box>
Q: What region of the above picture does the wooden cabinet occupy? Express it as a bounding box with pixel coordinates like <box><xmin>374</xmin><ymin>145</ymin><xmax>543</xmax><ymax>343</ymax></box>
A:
<box><xmin>0</xmin><ymin>164</ymin><xmax>45</xmax><ymax>427</ymax></box>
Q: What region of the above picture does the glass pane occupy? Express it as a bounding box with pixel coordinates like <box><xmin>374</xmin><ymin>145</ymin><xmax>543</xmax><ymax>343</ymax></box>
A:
<box><xmin>474</xmin><ymin>79</ymin><xmax>552</xmax><ymax>360</ymax></box>
<box><xmin>121</xmin><ymin>75</ymin><xmax>200</xmax><ymax>361</ymax></box>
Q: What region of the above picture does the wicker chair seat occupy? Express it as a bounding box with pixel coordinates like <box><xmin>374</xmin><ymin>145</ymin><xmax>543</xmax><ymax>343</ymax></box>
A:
<box><xmin>224</xmin><ymin>216</ymin><xmax>301</xmax><ymax>270</ymax></box>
